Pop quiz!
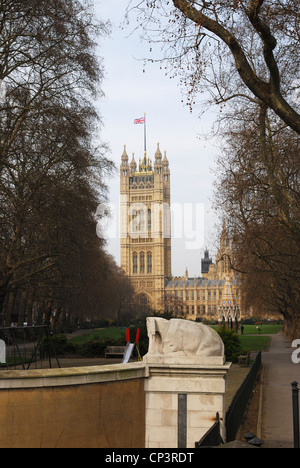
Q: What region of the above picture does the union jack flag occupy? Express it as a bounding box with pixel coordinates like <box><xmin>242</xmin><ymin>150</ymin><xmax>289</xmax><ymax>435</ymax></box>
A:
<box><xmin>134</xmin><ymin>117</ymin><xmax>145</xmax><ymax>124</ymax></box>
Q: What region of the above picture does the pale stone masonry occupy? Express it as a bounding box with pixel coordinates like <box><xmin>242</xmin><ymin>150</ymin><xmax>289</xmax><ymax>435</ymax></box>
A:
<box><xmin>120</xmin><ymin>143</ymin><xmax>171</xmax><ymax>311</ymax></box>
<box><xmin>143</xmin><ymin>317</ymin><xmax>231</xmax><ymax>448</ymax></box>
<box><xmin>120</xmin><ymin>144</ymin><xmax>241</xmax><ymax>324</ymax></box>
<box><xmin>144</xmin><ymin>362</ymin><xmax>230</xmax><ymax>448</ymax></box>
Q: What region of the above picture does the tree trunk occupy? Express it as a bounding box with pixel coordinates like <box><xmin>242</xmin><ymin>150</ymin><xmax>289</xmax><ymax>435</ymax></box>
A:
<box><xmin>284</xmin><ymin>314</ymin><xmax>300</xmax><ymax>341</ymax></box>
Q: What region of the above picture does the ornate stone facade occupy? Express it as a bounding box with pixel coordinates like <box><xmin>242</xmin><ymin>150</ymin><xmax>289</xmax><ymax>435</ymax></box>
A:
<box><xmin>120</xmin><ymin>145</ymin><xmax>241</xmax><ymax>324</ymax></box>
<box><xmin>120</xmin><ymin>143</ymin><xmax>171</xmax><ymax>311</ymax></box>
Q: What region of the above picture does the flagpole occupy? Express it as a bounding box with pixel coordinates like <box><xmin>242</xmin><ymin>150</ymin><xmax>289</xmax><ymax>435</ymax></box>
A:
<box><xmin>144</xmin><ymin>113</ymin><xmax>147</xmax><ymax>153</ymax></box>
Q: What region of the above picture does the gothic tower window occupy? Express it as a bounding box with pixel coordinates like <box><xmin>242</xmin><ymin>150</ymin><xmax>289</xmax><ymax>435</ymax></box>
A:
<box><xmin>132</xmin><ymin>210</ymin><xmax>138</xmax><ymax>233</ymax></box>
<box><xmin>137</xmin><ymin>294</ymin><xmax>151</xmax><ymax>313</ymax></box>
<box><xmin>133</xmin><ymin>252</ymin><xmax>138</xmax><ymax>274</ymax></box>
<box><xmin>140</xmin><ymin>210</ymin><xmax>145</xmax><ymax>233</ymax></box>
<box><xmin>140</xmin><ymin>252</ymin><xmax>145</xmax><ymax>274</ymax></box>
<box><xmin>148</xmin><ymin>209</ymin><xmax>152</xmax><ymax>236</ymax></box>
<box><xmin>147</xmin><ymin>251</ymin><xmax>152</xmax><ymax>274</ymax></box>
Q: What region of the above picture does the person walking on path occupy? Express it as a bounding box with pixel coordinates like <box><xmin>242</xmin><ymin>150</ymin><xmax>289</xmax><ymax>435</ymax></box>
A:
<box><xmin>261</xmin><ymin>332</ymin><xmax>299</xmax><ymax>448</ymax></box>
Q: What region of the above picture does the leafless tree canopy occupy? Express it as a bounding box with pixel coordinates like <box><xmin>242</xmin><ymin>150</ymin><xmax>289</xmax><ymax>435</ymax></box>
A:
<box><xmin>0</xmin><ymin>0</ymin><xmax>138</xmax><ymax>328</ymax></box>
<box><xmin>128</xmin><ymin>0</ymin><xmax>300</xmax><ymax>133</ymax></box>
<box><xmin>215</xmin><ymin>104</ymin><xmax>300</xmax><ymax>338</ymax></box>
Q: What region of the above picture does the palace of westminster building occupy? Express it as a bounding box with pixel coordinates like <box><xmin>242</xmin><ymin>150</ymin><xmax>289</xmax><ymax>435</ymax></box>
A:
<box><xmin>120</xmin><ymin>143</ymin><xmax>241</xmax><ymax>326</ymax></box>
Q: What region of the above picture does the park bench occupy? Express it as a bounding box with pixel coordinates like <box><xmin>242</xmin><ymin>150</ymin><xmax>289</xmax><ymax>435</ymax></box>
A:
<box><xmin>238</xmin><ymin>351</ymin><xmax>251</xmax><ymax>366</ymax></box>
<box><xmin>105</xmin><ymin>346</ymin><xmax>126</xmax><ymax>358</ymax></box>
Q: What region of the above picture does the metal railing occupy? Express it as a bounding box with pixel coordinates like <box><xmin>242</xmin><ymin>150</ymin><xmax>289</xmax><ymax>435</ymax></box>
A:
<box><xmin>292</xmin><ymin>381</ymin><xmax>300</xmax><ymax>448</ymax></box>
<box><xmin>195</xmin><ymin>413</ymin><xmax>224</xmax><ymax>448</ymax></box>
<box><xmin>0</xmin><ymin>325</ymin><xmax>60</xmax><ymax>370</ymax></box>
<box><xmin>225</xmin><ymin>351</ymin><xmax>262</xmax><ymax>442</ymax></box>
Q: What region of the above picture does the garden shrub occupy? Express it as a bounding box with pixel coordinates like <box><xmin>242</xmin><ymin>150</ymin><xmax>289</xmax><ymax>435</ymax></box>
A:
<box><xmin>217</xmin><ymin>327</ymin><xmax>243</xmax><ymax>363</ymax></box>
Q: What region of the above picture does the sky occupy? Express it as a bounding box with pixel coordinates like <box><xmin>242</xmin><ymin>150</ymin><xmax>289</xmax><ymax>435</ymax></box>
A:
<box><xmin>93</xmin><ymin>0</ymin><xmax>223</xmax><ymax>277</ymax></box>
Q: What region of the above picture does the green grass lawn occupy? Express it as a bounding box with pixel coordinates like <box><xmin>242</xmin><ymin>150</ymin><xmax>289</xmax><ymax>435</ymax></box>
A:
<box><xmin>212</xmin><ymin>323</ymin><xmax>282</xmax><ymax>352</ymax></box>
<box><xmin>239</xmin><ymin>324</ymin><xmax>283</xmax><ymax>352</ymax></box>
<box><xmin>241</xmin><ymin>324</ymin><xmax>282</xmax><ymax>335</ymax></box>
<box><xmin>211</xmin><ymin>323</ymin><xmax>282</xmax><ymax>335</ymax></box>
<box><xmin>239</xmin><ymin>335</ymin><xmax>271</xmax><ymax>352</ymax></box>
<box><xmin>67</xmin><ymin>323</ymin><xmax>283</xmax><ymax>354</ymax></box>
<box><xmin>68</xmin><ymin>327</ymin><xmax>127</xmax><ymax>345</ymax></box>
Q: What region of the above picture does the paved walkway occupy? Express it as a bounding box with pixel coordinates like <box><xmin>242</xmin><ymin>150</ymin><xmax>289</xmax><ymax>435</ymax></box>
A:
<box><xmin>261</xmin><ymin>332</ymin><xmax>299</xmax><ymax>448</ymax></box>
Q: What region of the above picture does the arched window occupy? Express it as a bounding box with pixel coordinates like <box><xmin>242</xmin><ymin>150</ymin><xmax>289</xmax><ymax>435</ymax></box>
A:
<box><xmin>133</xmin><ymin>252</ymin><xmax>138</xmax><ymax>274</ymax></box>
<box><xmin>140</xmin><ymin>252</ymin><xmax>145</xmax><ymax>274</ymax></box>
<box><xmin>140</xmin><ymin>209</ymin><xmax>145</xmax><ymax>232</ymax></box>
<box><xmin>148</xmin><ymin>209</ymin><xmax>152</xmax><ymax>236</ymax></box>
<box><xmin>147</xmin><ymin>251</ymin><xmax>152</xmax><ymax>274</ymax></box>
<box><xmin>137</xmin><ymin>294</ymin><xmax>151</xmax><ymax>313</ymax></box>
<box><xmin>132</xmin><ymin>210</ymin><xmax>138</xmax><ymax>232</ymax></box>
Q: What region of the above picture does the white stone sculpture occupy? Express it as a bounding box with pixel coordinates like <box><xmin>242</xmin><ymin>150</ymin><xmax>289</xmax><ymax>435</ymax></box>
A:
<box><xmin>144</xmin><ymin>317</ymin><xmax>225</xmax><ymax>365</ymax></box>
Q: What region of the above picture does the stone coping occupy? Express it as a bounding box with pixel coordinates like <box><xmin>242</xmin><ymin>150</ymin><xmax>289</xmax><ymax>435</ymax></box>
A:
<box><xmin>0</xmin><ymin>361</ymin><xmax>232</xmax><ymax>390</ymax></box>
<box><xmin>145</xmin><ymin>362</ymin><xmax>232</xmax><ymax>372</ymax></box>
<box><xmin>0</xmin><ymin>362</ymin><xmax>146</xmax><ymax>389</ymax></box>
<box><xmin>143</xmin><ymin>356</ymin><xmax>227</xmax><ymax>366</ymax></box>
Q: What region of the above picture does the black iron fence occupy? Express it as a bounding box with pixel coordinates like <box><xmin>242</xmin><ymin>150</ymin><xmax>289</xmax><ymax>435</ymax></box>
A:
<box><xmin>195</xmin><ymin>412</ymin><xmax>223</xmax><ymax>447</ymax></box>
<box><xmin>225</xmin><ymin>351</ymin><xmax>262</xmax><ymax>442</ymax></box>
<box><xmin>292</xmin><ymin>381</ymin><xmax>300</xmax><ymax>448</ymax></box>
<box><xmin>0</xmin><ymin>325</ymin><xmax>60</xmax><ymax>370</ymax></box>
<box><xmin>196</xmin><ymin>352</ymin><xmax>262</xmax><ymax>447</ymax></box>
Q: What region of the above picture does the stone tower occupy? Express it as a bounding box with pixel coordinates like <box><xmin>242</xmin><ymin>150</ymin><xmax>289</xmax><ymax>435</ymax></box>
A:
<box><xmin>201</xmin><ymin>248</ymin><xmax>213</xmax><ymax>274</ymax></box>
<box><xmin>120</xmin><ymin>143</ymin><xmax>171</xmax><ymax>310</ymax></box>
<box><xmin>216</xmin><ymin>219</ymin><xmax>232</xmax><ymax>279</ymax></box>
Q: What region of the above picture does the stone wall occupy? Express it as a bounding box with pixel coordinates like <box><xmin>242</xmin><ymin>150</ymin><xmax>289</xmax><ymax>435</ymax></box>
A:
<box><xmin>0</xmin><ymin>363</ymin><xmax>145</xmax><ymax>448</ymax></box>
<box><xmin>0</xmin><ymin>353</ymin><xmax>230</xmax><ymax>448</ymax></box>
<box><xmin>144</xmin><ymin>363</ymin><xmax>230</xmax><ymax>448</ymax></box>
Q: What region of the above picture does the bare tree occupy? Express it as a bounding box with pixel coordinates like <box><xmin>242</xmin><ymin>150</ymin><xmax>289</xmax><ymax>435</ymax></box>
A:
<box><xmin>0</xmin><ymin>1</ymin><xmax>117</xmax><ymax>326</ymax></box>
<box><xmin>215</xmin><ymin>104</ymin><xmax>300</xmax><ymax>338</ymax></box>
<box><xmin>0</xmin><ymin>0</ymin><xmax>109</xmax><ymax>173</ymax></box>
<box><xmin>0</xmin><ymin>106</ymin><xmax>107</xmax><ymax>323</ymax></box>
<box><xmin>128</xmin><ymin>0</ymin><xmax>300</xmax><ymax>133</ymax></box>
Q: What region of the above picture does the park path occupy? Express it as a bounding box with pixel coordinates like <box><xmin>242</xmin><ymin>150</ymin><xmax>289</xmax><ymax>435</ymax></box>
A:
<box><xmin>261</xmin><ymin>332</ymin><xmax>299</xmax><ymax>448</ymax></box>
